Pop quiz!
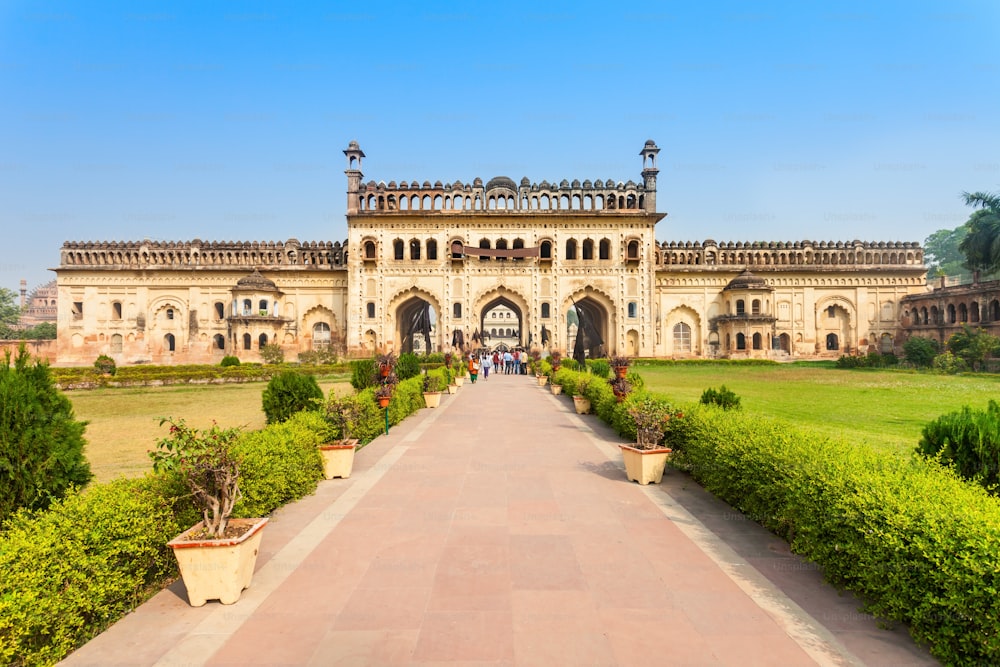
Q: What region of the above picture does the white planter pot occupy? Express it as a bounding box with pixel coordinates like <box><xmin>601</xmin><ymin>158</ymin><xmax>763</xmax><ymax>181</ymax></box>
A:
<box><xmin>573</xmin><ymin>395</ymin><xmax>591</xmax><ymax>414</ymax></box>
<box><xmin>423</xmin><ymin>391</ymin><xmax>442</xmax><ymax>408</ymax></box>
<box><xmin>168</xmin><ymin>517</ymin><xmax>268</xmax><ymax>607</ymax></box>
<box><xmin>619</xmin><ymin>444</ymin><xmax>673</xmax><ymax>485</ymax></box>
<box><xmin>319</xmin><ymin>439</ymin><xmax>358</xmax><ymax>479</ymax></box>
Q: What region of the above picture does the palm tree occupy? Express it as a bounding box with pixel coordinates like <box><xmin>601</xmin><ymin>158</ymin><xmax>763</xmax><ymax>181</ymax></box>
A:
<box><xmin>958</xmin><ymin>190</ymin><xmax>1000</xmax><ymax>275</ymax></box>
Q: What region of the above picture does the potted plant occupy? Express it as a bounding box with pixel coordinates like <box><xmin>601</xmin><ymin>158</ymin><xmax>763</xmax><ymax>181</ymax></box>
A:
<box><xmin>619</xmin><ymin>396</ymin><xmax>681</xmax><ymax>485</ymax></box>
<box><xmin>609</xmin><ymin>376</ymin><xmax>631</xmax><ymax>402</ymax></box>
<box><xmin>320</xmin><ymin>395</ymin><xmax>360</xmax><ymax>479</ymax></box>
<box><xmin>453</xmin><ymin>359</ymin><xmax>467</xmax><ymax>387</ymax></box>
<box><xmin>376</xmin><ymin>352</ymin><xmax>397</xmax><ymax>379</ymax></box>
<box><xmin>611</xmin><ymin>355</ymin><xmax>630</xmax><ymax>379</ymax></box>
<box><xmin>375</xmin><ymin>383</ymin><xmax>393</xmax><ymax>408</ymax></box>
<box><xmin>573</xmin><ymin>377</ymin><xmax>592</xmax><ymax>414</ymax></box>
<box><xmin>422</xmin><ymin>374</ymin><xmax>443</xmax><ymax>408</ymax></box>
<box><xmin>549</xmin><ymin>350</ymin><xmax>562</xmax><ymax>373</ymax></box>
<box><xmin>150</xmin><ymin>418</ymin><xmax>267</xmax><ymax>607</ymax></box>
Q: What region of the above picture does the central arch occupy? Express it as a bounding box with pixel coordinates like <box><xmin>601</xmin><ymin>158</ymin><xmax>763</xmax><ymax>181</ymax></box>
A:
<box><xmin>473</xmin><ymin>287</ymin><xmax>530</xmax><ymax>350</ymax></box>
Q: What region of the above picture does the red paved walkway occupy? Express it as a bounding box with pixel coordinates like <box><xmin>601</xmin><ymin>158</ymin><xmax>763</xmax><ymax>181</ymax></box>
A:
<box><xmin>62</xmin><ymin>374</ymin><xmax>937</xmax><ymax>666</ymax></box>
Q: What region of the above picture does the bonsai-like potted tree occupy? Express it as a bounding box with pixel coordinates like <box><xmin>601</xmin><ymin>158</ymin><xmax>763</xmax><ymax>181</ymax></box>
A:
<box><xmin>549</xmin><ymin>350</ymin><xmax>562</xmax><ymax>373</ymax></box>
<box><xmin>610</xmin><ymin>355</ymin><xmax>630</xmax><ymax>379</ymax></box>
<box><xmin>375</xmin><ymin>383</ymin><xmax>393</xmax><ymax>408</ymax></box>
<box><xmin>422</xmin><ymin>374</ymin><xmax>443</xmax><ymax>408</ymax></box>
<box><xmin>619</xmin><ymin>396</ymin><xmax>681</xmax><ymax>485</ymax></box>
<box><xmin>320</xmin><ymin>395</ymin><xmax>361</xmax><ymax>479</ymax></box>
<box><xmin>453</xmin><ymin>358</ymin><xmax>468</xmax><ymax>387</ymax></box>
<box><xmin>150</xmin><ymin>418</ymin><xmax>267</xmax><ymax>606</ymax></box>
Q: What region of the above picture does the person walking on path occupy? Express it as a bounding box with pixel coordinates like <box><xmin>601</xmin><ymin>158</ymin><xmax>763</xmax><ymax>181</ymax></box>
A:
<box><xmin>468</xmin><ymin>354</ymin><xmax>479</xmax><ymax>383</ymax></box>
<box><xmin>480</xmin><ymin>352</ymin><xmax>492</xmax><ymax>380</ymax></box>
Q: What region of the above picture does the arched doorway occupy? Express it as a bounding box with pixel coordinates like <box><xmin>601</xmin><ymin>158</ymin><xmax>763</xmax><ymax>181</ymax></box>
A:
<box><xmin>480</xmin><ymin>296</ymin><xmax>523</xmax><ymax>350</ymax></box>
<box><xmin>397</xmin><ymin>297</ymin><xmax>438</xmax><ymax>354</ymax></box>
<box><xmin>565</xmin><ymin>296</ymin><xmax>609</xmax><ymax>359</ymax></box>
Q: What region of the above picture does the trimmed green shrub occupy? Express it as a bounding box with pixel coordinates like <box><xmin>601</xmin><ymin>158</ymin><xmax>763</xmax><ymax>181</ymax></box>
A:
<box><xmin>1</xmin><ymin>346</ymin><xmax>91</xmax><ymax>524</ymax></box>
<box><xmin>699</xmin><ymin>385</ymin><xmax>741</xmax><ymax>410</ymax></box>
<box><xmin>587</xmin><ymin>358</ymin><xmax>611</xmax><ymax>379</ymax></box>
<box><xmin>933</xmin><ymin>351</ymin><xmax>968</xmax><ymax>374</ymax></box>
<box><xmin>220</xmin><ymin>355</ymin><xmax>241</xmax><ymax>367</ymax></box>
<box><xmin>232</xmin><ymin>411</ymin><xmax>324</xmax><ymax>518</ymax></box>
<box><xmin>903</xmin><ymin>336</ymin><xmax>939</xmax><ymax>368</ymax></box>
<box><xmin>260</xmin><ymin>343</ymin><xmax>285</xmax><ymax>365</ymax></box>
<box><xmin>93</xmin><ymin>354</ymin><xmax>116</xmax><ymax>376</ymax></box>
<box><xmin>918</xmin><ymin>401</ymin><xmax>1000</xmax><ymax>493</ymax></box>
<box><xmin>673</xmin><ymin>407</ymin><xmax>1000</xmax><ymax>666</ymax></box>
<box><xmin>350</xmin><ymin>358</ymin><xmax>377</xmax><ymax>390</ymax></box>
<box><xmin>261</xmin><ymin>370</ymin><xmax>323</xmax><ymax>424</ymax></box>
<box><xmin>0</xmin><ymin>477</ymin><xmax>181</xmax><ymax>667</ymax></box>
<box><xmin>396</xmin><ymin>353</ymin><xmax>421</xmax><ymax>381</ymax></box>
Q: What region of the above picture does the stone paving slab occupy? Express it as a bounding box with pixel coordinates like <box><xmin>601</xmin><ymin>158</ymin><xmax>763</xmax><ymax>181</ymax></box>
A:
<box><xmin>62</xmin><ymin>373</ymin><xmax>938</xmax><ymax>666</ymax></box>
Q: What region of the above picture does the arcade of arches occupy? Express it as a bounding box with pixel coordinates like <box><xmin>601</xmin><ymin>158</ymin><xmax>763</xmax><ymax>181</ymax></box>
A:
<box><xmin>53</xmin><ymin>141</ymin><xmax>931</xmax><ymax>365</ymax></box>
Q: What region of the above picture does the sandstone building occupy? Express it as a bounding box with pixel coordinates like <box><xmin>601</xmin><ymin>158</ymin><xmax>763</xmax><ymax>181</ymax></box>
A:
<box><xmin>53</xmin><ymin>141</ymin><xmax>928</xmax><ymax>365</ymax></box>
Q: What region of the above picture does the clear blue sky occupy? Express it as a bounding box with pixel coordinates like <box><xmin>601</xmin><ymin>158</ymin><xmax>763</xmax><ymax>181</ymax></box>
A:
<box><xmin>3</xmin><ymin>0</ymin><xmax>999</xmax><ymax>294</ymax></box>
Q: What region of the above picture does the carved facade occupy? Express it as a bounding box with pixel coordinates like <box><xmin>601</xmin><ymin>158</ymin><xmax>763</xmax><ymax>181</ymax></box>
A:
<box><xmin>52</xmin><ymin>141</ymin><xmax>929</xmax><ymax>365</ymax></box>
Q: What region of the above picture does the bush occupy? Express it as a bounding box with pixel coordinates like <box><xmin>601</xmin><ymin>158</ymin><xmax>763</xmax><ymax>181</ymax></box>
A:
<box><xmin>933</xmin><ymin>351</ymin><xmax>968</xmax><ymax>374</ymax></box>
<box><xmin>260</xmin><ymin>343</ymin><xmax>285</xmax><ymax>365</ymax></box>
<box><xmin>903</xmin><ymin>337</ymin><xmax>939</xmax><ymax>368</ymax></box>
<box><xmin>220</xmin><ymin>355</ymin><xmax>241</xmax><ymax>367</ymax></box>
<box><xmin>0</xmin><ymin>477</ymin><xmax>182</xmax><ymax>667</ymax></box>
<box><xmin>261</xmin><ymin>370</ymin><xmax>323</xmax><ymax>424</ymax></box>
<box><xmin>350</xmin><ymin>358</ymin><xmax>377</xmax><ymax>391</ymax></box>
<box><xmin>232</xmin><ymin>411</ymin><xmax>324</xmax><ymax>518</ymax></box>
<box><xmin>93</xmin><ymin>354</ymin><xmax>116</xmax><ymax>376</ymax></box>
<box><xmin>395</xmin><ymin>353</ymin><xmax>421</xmax><ymax>381</ymax></box>
<box><xmin>700</xmin><ymin>385</ymin><xmax>741</xmax><ymax>410</ymax></box>
<box><xmin>918</xmin><ymin>401</ymin><xmax>1000</xmax><ymax>493</ymax></box>
<box><xmin>587</xmin><ymin>358</ymin><xmax>611</xmax><ymax>379</ymax></box>
<box><xmin>297</xmin><ymin>347</ymin><xmax>338</xmax><ymax>365</ymax></box>
<box><xmin>673</xmin><ymin>407</ymin><xmax>1000</xmax><ymax>666</ymax></box>
<box><xmin>1</xmin><ymin>346</ymin><xmax>91</xmax><ymax>525</ymax></box>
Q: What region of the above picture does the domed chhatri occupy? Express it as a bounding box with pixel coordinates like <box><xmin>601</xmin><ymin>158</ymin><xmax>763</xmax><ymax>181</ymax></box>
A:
<box><xmin>235</xmin><ymin>268</ymin><xmax>279</xmax><ymax>292</ymax></box>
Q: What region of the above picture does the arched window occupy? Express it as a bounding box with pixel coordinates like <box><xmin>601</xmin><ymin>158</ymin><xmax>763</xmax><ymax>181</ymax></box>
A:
<box><xmin>991</xmin><ymin>300</ymin><xmax>1000</xmax><ymax>321</ymax></box>
<box><xmin>213</xmin><ymin>334</ymin><xmax>225</xmax><ymax>350</ymax></box>
<box><xmin>736</xmin><ymin>300</ymin><xmax>746</xmax><ymax>315</ymax></box>
<box><xmin>582</xmin><ymin>239</ymin><xmax>594</xmax><ymax>260</ymax></box>
<box><xmin>111</xmin><ymin>333</ymin><xmax>123</xmax><ymax>353</ymax></box>
<box><xmin>826</xmin><ymin>333</ymin><xmax>839</xmax><ymax>350</ymax></box>
<box><xmin>565</xmin><ymin>239</ymin><xmax>577</xmax><ymax>260</ymax></box>
<box><xmin>364</xmin><ymin>240</ymin><xmax>376</xmax><ymax>259</ymax></box>
<box><xmin>259</xmin><ymin>299</ymin><xmax>269</xmax><ymax>315</ymax></box>
<box><xmin>427</xmin><ymin>239</ymin><xmax>438</xmax><ymax>260</ymax></box>
<box><xmin>166</xmin><ymin>308</ymin><xmax>174</xmax><ymax>320</ymax></box>
<box><xmin>626</xmin><ymin>239</ymin><xmax>640</xmax><ymax>260</ymax></box>
<box><xmin>541</xmin><ymin>303</ymin><xmax>550</xmax><ymax>318</ymax></box>
<box><xmin>959</xmin><ymin>303</ymin><xmax>968</xmax><ymax>322</ymax></box>
<box><xmin>393</xmin><ymin>239</ymin><xmax>404</xmax><ymax>260</ymax></box>
<box><xmin>112</xmin><ymin>301</ymin><xmax>122</xmax><ymax>320</ymax></box>
<box><xmin>366</xmin><ymin>302</ymin><xmax>375</xmax><ymax>318</ymax></box>
<box><xmin>672</xmin><ymin>322</ymin><xmax>691</xmax><ymax>353</ymax></box>
<box><xmin>540</xmin><ymin>240</ymin><xmax>552</xmax><ymax>259</ymax></box>
<box><xmin>599</xmin><ymin>238</ymin><xmax>611</xmax><ymax>260</ymax></box>
<box><xmin>410</xmin><ymin>239</ymin><xmax>421</xmax><ymax>260</ymax></box>
<box><xmin>627</xmin><ymin>302</ymin><xmax>637</xmax><ymax>318</ymax></box>
<box><xmin>947</xmin><ymin>304</ymin><xmax>957</xmax><ymax>324</ymax></box>
<box><xmin>164</xmin><ymin>333</ymin><xmax>175</xmax><ymax>352</ymax></box>
<box><xmin>313</xmin><ymin>322</ymin><xmax>331</xmax><ymax>347</ymax></box>
<box><xmin>495</xmin><ymin>238</ymin><xmax>508</xmax><ymax>262</ymax></box>
<box><xmin>243</xmin><ymin>333</ymin><xmax>251</xmax><ymax>350</ymax></box>
<box><xmin>512</xmin><ymin>238</ymin><xmax>524</xmax><ymax>262</ymax></box>
<box><xmin>752</xmin><ymin>333</ymin><xmax>762</xmax><ymax>350</ymax></box>
<box><xmin>736</xmin><ymin>333</ymin><xmax>746</xmax><ymax>350</ymax></box>
<box><xmin>453</xmin><ymin>303</ymin><xmax>462</xmax><ymax>318</ymax></box>
<box><xmin>259</xmin><ymin>333</ymin><xmax>268</xmax><ymax>348</ymax></box>
<box><xmin>751</xmin><ymin>299</ymin><xmax>761</xmax><ymax>315</ymax></box>
<box><xmin>214</xmin><ymin>302</ymin><xmax>225</xmax><ymax>320</ymax></box>
<box><xmin>479</xmin><ymin>238</ymin><xmax>491</xmax><ymax>262</ymax></box>
<box><xmin>243</xmin><ymin>299</ymin><xmax>252</xmax><ymax>316</ymax></box>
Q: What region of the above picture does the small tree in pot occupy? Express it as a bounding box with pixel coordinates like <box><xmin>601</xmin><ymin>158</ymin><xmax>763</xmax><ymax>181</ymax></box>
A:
<box><xmin>619</xmin><ymin>395</ymin><xmax>682</xmax><ymax>485</ymax></box>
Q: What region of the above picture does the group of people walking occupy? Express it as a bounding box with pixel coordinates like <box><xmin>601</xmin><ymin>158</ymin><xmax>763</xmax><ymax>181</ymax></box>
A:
<box><xmin>466</xmin><ymin>348</ymin><xmax>528</xmax><ymax>383</ymax></box>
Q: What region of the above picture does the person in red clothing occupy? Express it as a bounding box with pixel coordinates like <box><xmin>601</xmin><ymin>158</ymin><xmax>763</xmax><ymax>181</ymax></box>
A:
<box><xmin>468</xmin><ymin>354</ymin><xmax>479</xmax><ymax>383</ymax></box>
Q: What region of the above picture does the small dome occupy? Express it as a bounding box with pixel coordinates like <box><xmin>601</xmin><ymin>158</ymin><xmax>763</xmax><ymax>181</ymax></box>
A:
<box><xmin>235</xmin><ymin>268</ymin><xmax>278</xmax><ymax>292</ymax></box>
<box><xmin>723</xmin><ymin>269</ymin><xmax>771</xmax><ymax>292</ymax></box>
<box><xmin>486</xmin><ymin>176</ymin><xmax>517</xmax><ymax>192</ymax></box>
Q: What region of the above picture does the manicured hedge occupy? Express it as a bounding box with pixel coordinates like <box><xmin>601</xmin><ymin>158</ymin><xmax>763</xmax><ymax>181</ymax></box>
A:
<box><xmin>0</xmin><ymin>476</ymin><xmax>184</xmax><ymax>667</ymax></box>
<box><xmin>673</xmin><ymin>406</ymin><xmax>1000</xmax><ymax>666</ymax></box>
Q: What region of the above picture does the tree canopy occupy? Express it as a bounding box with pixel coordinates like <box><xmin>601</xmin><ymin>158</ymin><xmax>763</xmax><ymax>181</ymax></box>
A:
<box><xmin>923</xmin><ymin>225</ymin><xmax>968</xmax><ymax>277</ymax></box>
<box><xmin>958</xmin><ymin>190</ymin><xmax>1000</xmax><ymax>275</ymax></box>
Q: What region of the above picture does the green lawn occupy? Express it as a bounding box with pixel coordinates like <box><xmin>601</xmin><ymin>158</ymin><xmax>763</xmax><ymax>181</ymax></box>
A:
<box><xmin>636</xmin><ymin>362</ymin><xmax>1000</xmax><ymax>453</ymax></box>
<box><xmin>69</xmin><ymin>378</ymin><xmax>350</xmax><ymax>483</ymax></box>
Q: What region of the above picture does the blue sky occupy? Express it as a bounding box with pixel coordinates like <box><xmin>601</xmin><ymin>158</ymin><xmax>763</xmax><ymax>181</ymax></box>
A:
<box><xmin>2</xmin><ymin>0</ymin><xmax>999</xmax><ymax>294</ymax></box>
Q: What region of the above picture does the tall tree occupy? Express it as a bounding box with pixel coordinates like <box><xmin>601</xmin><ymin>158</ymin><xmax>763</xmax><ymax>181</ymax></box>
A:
<box><xmin>958</xmin><ymin>190</ymin><xmax>1000</xmax><ymax>274</ymax></box>
<box><xmin>0</xmin><ymin>287</ymin><xmax>21</xmax><ymax>339</ymax></box>
<box><xmin>924</xmin><ymin>225</ymin><xmax>968</xmax><ymax>277</ymax></box>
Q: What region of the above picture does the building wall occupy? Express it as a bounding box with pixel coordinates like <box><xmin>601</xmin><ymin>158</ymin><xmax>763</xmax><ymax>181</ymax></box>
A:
<box><xmin>51</xmin><ymin>142</ymin><xmax>930</xmax><ymax>365</ymax></box>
